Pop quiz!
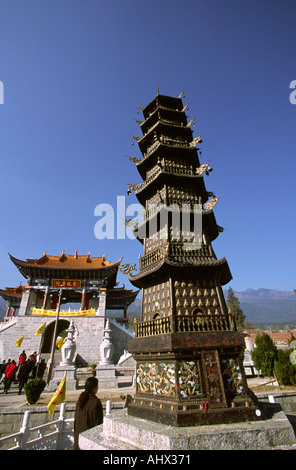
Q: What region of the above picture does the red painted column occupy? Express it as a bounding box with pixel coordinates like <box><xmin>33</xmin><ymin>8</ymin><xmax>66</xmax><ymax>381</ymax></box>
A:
<box><xmin>4</xmin><ymin>306</ymin><xmax>10</xmax><ymax>322</ymax></box>
<box><xmin>84</xmin><ymin>292</ymin><xmax>89</xmax><ymax>310</ymax></box>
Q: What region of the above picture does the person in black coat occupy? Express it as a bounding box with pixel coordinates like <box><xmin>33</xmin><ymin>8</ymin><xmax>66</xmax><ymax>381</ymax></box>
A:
<box><xmin>36</xmin><ymin>359</ymin><xmax>46</xmax><ymax>379</ymax></box>
<box><xmin>74</xmin><ymin>377</ymin><xmax>103</xmax><ymax>450</ymax></box>
<box><xmin>18</xmin><ymin>361</ymin><xmax>31</xmax><ymax>395</ymax></box>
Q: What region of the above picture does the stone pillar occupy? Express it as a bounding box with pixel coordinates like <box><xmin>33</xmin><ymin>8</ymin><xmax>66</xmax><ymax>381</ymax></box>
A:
<box><xmin>99</xmin><ymin>319</ymin><xmax>114</xmax><ymax>365</ymax></box>
<box><xmin>48</xmin><ymin>319</ymin><xmax>78</xmax><ymax>391</ymax></box>
<box><xmin>18</xmin><ymin>290</ymin><xmax>31</xmax><ymax>316</ymax></box>
<box><xmin>96</xmin><ymin>288</ymin><xmax>107</xmax><ymax>316</ymax></box>
<box><xmin>96</xmin><ymin>318</ymin><xmax>118</xmax><ymax>389</ymax></box>
<box><xmin>42</xmin><ymin>287</ymin><xmax>49</xmax><ymax>309</ymax></box>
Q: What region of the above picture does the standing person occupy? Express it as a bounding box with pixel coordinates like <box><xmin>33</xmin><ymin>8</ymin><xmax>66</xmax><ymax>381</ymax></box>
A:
<box><xmin>28</xmin><ymin>351</ymin><xmax>37</xmax><ymax>378</ymax></box>
<box><xmin>16</xmin><ymin>351</ymin><xmax>26</xmax><ymax>381</ymax></box>
<box><xmin>3</xmin><ymin>360</ymin><xmax>18</xmax><ymax>393</ymax></box>
<box><xmin>18</xmin><ymin>361</ymin><xmax>30</xmax><ymax>395</ymax></box>
<box><xmin>19</xmin><ymin>350</ymin><xmax>26</xmax><ymax>366</ymax></box>
<box><xmin>74</xmin><ymin>377</ymin><xmax>103</xmax><ymax>450</ymax></box>
<box><xmin>0</xmin><ymin>360</ymin><xmax>6</xmax><ymax>382</ymax></box>
<box><xmin>36</xmin><ymin>359</ymin><xmax>46</xmax><ymax>379</ymax></box>
<box><xmin>26</xmin><ymin>357</ymin><xmax>35</xmax><ymax>379</ymax></box>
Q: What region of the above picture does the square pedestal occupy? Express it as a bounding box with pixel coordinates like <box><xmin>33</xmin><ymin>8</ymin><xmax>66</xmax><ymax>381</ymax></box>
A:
<box><xmin>96</xmin><ymin>365</ymin><xmax>118</xmax><ymax>389</ymax></box>
<box><xmin>48</xmin><ymin>365</ymin><xmax>78</xmax><ymax>391</ymax></box>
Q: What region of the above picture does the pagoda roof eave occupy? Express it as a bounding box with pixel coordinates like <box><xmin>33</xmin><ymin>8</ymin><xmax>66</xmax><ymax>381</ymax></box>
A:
<box><xmin>134</xmin><ymin>171</ymin><xmax>207</xmax><ymax>206</ymax></box>
<box><xmin>140</xmin><ymin>107</ymin><xmax>188</xmax><ymax>134</ymax></box>
<box><xmin>132</xmin><ymin>207</ymin><xmax>220</xmax><ymax>244</ymax></box>
<box><xmin>128</xmin><ymin>257</ymin><xmax>232</xmax><ymax>288</ymax></box>
<box><xmin>141</xmin><ymin>94</ymin><xmax>183</xmax><ymax>119</ymax></box>
<box><xmin>136</xmin><ymin>143</ymin><xmax>199</xmax><ymax>178</ymax></box>
<box><xmin>138</xmin><ymin>120</ymin><xmax>192</xmax><ymax>147</ymax></box>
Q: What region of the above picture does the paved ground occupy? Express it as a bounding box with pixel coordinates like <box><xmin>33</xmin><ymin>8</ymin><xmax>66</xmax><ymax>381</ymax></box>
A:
<box><xmin>0</xmin><ymin>376</ymin><xmax>136</xmax><ymax>410</ymax></box>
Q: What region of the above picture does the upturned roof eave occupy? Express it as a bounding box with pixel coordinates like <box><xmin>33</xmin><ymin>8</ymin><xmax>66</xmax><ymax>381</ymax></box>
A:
<box><xmin>128</xmin><ymin>257</ymin><xmax>232</xmax><ymax>288</ymax></box>
<box><xmin>8</xmin><ymin>253</ymin><xmax>122</xmax><ymax>272</ymax></box>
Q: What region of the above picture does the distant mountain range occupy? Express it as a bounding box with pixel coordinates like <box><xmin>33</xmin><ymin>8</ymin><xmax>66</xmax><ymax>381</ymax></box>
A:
<box><xmin>1</xmin><ymin>289</ymin><xmax>296</xmax><ymax>328</ymax></box>
<box><xmin>224</xmin><ymin>288</ymin><xmax>296</xmax><ymax>327</ymax></box>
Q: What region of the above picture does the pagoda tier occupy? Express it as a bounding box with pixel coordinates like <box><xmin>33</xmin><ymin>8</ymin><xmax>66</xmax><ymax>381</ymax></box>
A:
<box><xmin>127</xmin><ymin>92</ymin><xmax>259</xmax><ymax>427</ymax></box>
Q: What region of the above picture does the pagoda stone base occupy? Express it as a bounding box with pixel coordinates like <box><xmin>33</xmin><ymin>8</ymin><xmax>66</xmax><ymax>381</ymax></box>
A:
<box><xmin>79</xmin><ymin>405</ymin><xmax>296</xmax><ymax>450</ymax></box>
<box><xmin>47</xmin><ymin>365</ymin><xmax>78</xmax><ymax>391</ymax></box>
<box><xmin>127</xmin><ymin>397</ymin><xmax>260</xmax><ymax>427</ymax></box>
<box><xmin>128</xmin><ymin>330</ymin><xmax>259</xmax><ymax>427</ymax></box>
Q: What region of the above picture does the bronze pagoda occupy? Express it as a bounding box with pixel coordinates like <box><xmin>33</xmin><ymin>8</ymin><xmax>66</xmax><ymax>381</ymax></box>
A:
<box><xmin>127</xmin><ymin>92</ymin><xmax>259</xmax><ymax>426</ymax></box>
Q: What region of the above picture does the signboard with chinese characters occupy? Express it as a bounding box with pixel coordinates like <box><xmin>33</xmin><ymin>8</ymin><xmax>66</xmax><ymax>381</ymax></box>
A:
<box><xmin>51</xmin><ymin>279</ymin><xmax>82</xmax><ymax>289</ymax></box>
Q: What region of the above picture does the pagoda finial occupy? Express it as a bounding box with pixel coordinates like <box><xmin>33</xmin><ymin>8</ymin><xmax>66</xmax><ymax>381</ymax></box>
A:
<box><xmin>74</xmin><ymin>249</ymin><xmax>78</xmax><ymax>259</ymax></box>
<box><xmin>157</xmin><ymin>84</ymin><xmax>160</xmax><ymax>94</ymax></box>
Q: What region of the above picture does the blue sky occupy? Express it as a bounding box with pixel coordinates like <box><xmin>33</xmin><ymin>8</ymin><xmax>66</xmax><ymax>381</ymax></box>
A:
<box><xmin>0</xmin><ymin>0</ymin><xmax>295</xmax><ymax>294</ymax></box>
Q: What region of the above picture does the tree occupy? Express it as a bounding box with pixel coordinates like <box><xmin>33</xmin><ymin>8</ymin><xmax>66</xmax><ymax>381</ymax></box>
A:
<box><xmin>24</xmin><ymin>378</ymin><xmax>46</xmax><ymax>405</ymax></box>
<box><xmin>274</xmin><ymin>349</ymin><xmax>296</xmax><ymax>386</ymax></box>
<box><xmin>251</xmin><ymin>333</ymin><xmax>278</xmax><ymax>377</ymax></box>
<box><xmin>226</xmin><ymin>287</ymin><xmax>246</xmax><ymax>328</ymax></box>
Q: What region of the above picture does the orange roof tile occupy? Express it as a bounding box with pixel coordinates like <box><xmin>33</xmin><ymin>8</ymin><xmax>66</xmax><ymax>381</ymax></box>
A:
<box><xmin>249</xmin><ymin>331</ymin><xmax>296</xmax><ymax>345</ymax></box>
<box><xmin>9</xmin><ymin>251</ymin><xmax>122</xmax><ymax>271</ymax></box>
<box><xmin>0</xmin><ymin>283</ymin><xmax>26</xmax><ymax>298</ymax></box>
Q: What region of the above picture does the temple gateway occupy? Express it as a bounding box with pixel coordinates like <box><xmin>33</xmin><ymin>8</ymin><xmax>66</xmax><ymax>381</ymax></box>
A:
<box><xmin>0</xmin><ymin>251</ymin><xmax>138</xmax><ymax>367</ymax></box>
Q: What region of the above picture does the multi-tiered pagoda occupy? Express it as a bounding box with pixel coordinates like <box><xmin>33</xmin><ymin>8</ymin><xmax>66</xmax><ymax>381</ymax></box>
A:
<box><xmin>127</xmin><ymin>92</ymin><xmax>259</xmax><ymax>426</ymax></box>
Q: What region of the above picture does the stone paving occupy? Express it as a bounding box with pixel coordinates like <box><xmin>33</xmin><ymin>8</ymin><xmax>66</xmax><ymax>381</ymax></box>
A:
<box><xmin>0</xmin><ymin>376</ymin><xmax>136</xmax><ymax>411</ymax></box>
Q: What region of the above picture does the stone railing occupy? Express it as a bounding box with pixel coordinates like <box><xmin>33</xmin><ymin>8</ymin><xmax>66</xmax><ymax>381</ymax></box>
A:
<box><xmin>0</xmin><ymin>403</ymin><xmax>74</xmax><ymax>450</ymax></box>
<box><xmin>0</xmin><ymin>317</ymin><xmax>17</xmax><ymax>332</ymax></box>
<box><xmin>135</xmin><ymin>313</ymin><xmax>235</xmax><ymax>337</ymax></box>
<box><xmin>139</xmin><ymin>244</ymin><xmax>169</xmax><ymax>269</ymax></box>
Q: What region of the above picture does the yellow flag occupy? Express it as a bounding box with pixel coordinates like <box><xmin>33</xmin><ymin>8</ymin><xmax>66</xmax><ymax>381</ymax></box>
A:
<box><xmin>56</xmin><ymin>337</ymin><xmax>65</xmax><ymax>350</ymax></box>
<box><xmin>16</xmin><ymin>336</ymin><xmax>24</xmax><ymax>347</ymax></box>
<box><xmin>35</xmin><ymin>323</ymin><xmax>46</xmax><ymax>336</ymax></box>
<box><xmin>47</xmin><ymin>374</ymin><xmax>66</xmax><ymax>417</ymax></box>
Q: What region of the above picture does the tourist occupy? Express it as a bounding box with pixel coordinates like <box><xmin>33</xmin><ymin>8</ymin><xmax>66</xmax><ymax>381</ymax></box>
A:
<box><xmin>36</xmin><ymin>358</ymin><xmax>46</xmax><ymax>379</ymax></box>
<box><xmin>18</xmin><ymin>350</ymin><xmax>26</xmax><ymax>366</ymax></box>
<box><xmin>26</xmin><ymin>357</ymin><xmax>35</xmax><ymax>379</ymax></box>
<box><xmin>74</xmin><ymin>376</ymin><xmax>103</xmax><ymax>450</ymax></box>
<box><xmin>18</xmin><ymin>361</ymin><xmax>31</xmax><ymax>395</ymax></box>
<box><xmin>3</xmin><ymin>360</ymin><xmax>18</xmax><ymax>393</ymax></box>
<box><xmin>0</xmin><ymin>360</ymin><xmax>6</xmax><ymax>382</ymax></box>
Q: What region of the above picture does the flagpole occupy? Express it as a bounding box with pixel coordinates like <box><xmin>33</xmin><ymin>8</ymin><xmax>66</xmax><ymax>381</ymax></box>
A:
<box><xmin>47</xmin><ymin>288</ymin><xmax>62</xmax><ymax>385</ymax></box>
<box><xmin>35</xmin><ymin>327</ymin><xmax>45</xmax><ymax>379</ymax></box>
